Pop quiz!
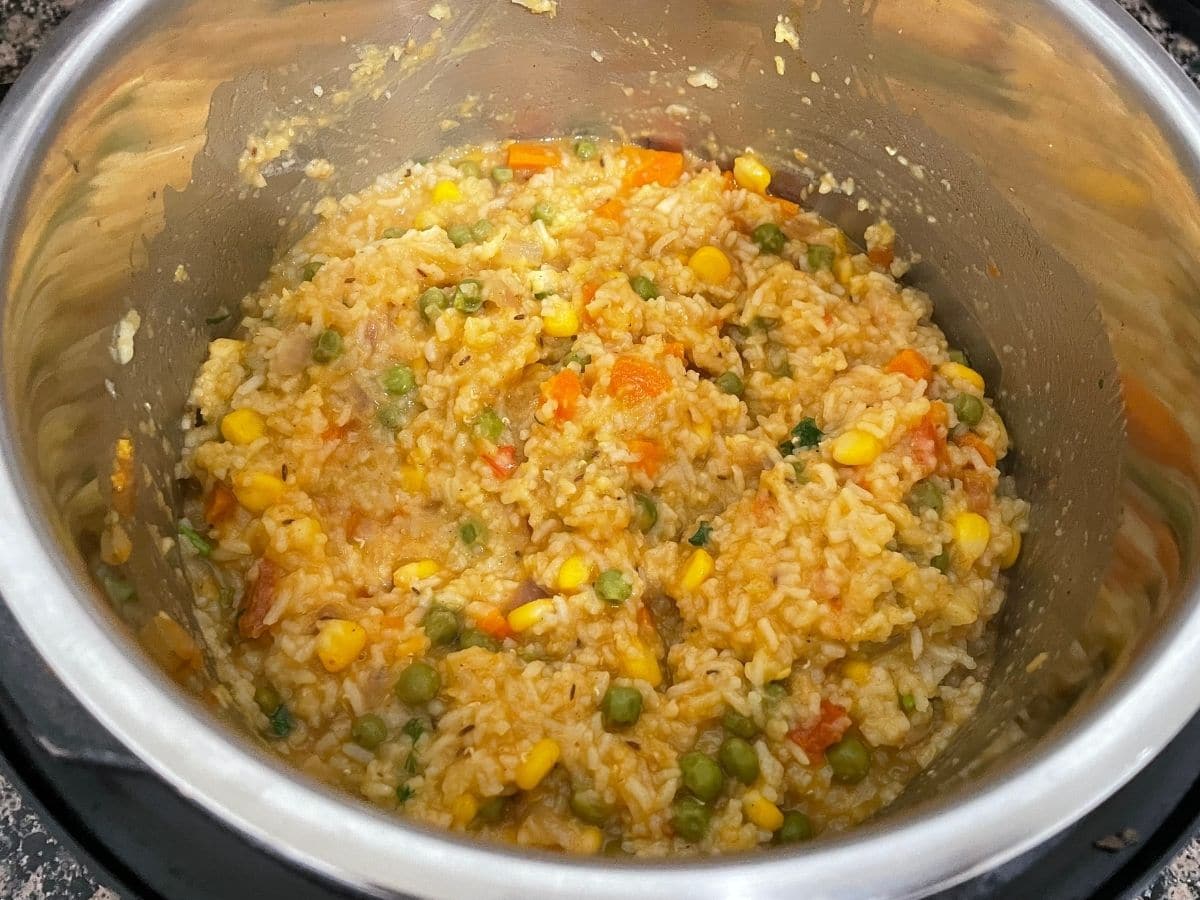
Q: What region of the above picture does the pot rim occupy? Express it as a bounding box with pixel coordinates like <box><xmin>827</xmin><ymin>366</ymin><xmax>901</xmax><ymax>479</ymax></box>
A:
<box><xmin>2</xmin><ymin>1</ymin><xmax>1200</xmax><ymax>897</ymax></box>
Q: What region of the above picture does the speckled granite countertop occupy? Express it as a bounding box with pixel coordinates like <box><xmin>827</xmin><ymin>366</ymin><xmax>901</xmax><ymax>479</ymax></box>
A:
<box><xmin>2</xmin><ymin>1</ymin><xmax>1200</xmax><ymax>898</ymax></box>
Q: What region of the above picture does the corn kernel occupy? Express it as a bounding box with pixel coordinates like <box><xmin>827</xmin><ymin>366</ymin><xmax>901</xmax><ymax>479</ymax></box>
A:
<box><xmin>233</xmin><ymin>472</ymin><xmax>285</xmax><ymax>513</ymax></box>
<box><xmin>620</xmin><ymin>640</ymin><xmax>664</xmax><ymax>686</ymax></box>
<box><xmin>843</xmin><ymin>659</ymin><xmax>872</xmax><ymax>685</ymax></box>
<box><xmin>954</xmin><ymin>512</ymin><xmax>991</xmax><ymax>567</ymax></box>
<box><xmin>999</xmin><ymin>529</ymin><xmax>1022</xmax><ymax>570</ymax></box>
<box><xmin>939</xmin><ymin>361</ymin><xmax>985</xmax><ymax>392</ymax></box>
<box><xmin>688</xmin><ymin>245</ymin><xmax>733</xmax><ymax>285</ymax></box>
<box><xmin>284</xmin><ymin>516</ymin><xmax>323</xmax><ymax>552</ymax></box>
<box><xmin>541</xmin><ymin>299</ymin><xmax>581</xmax><ymax>337</ymax></box>
<box><xmin>831</xmin><ymin>429</ymin><xmax>883</xmax><ymax>466</ymax></box>
<box><xmin>577</xmin><ymin>825</ymin><xmax>605</xmax><ymax>854</ymax></box>
<box><xmin>413</xmin><ymin>209</ymin><xmax>438</xmax><ymax>230</ymax></box>
<box><xmin>833</xmin><ymin>256</ymin><xmax>854</xmax><ymax>286</ymax></box>
<box><xmin>733</xmin><ymin>155</ymin><xmax>772</xmax><ymax>194</ymax></box>
<box><xmin>515</xmin><ymin>737</ymin><xmax>561</xmax><ymax>790</ymax></box>
<box><xmin>221</xmin><ymin>408</ymin><xmax>266</xmax><ymax>445</ymax></box>
<box><xmin>399</xmin><ymin>465</ymin><xmax>426</xmax><ymax>493</ymax></box>
<box><xmin>463</xmin><ymin>316</ymin><xmax>497</xmax><ymax>350</ymax></box>
<box><xmin>678</xmin><ymin>548</ymin><xmax>715</xmax><ymax>592</ymax></box>
<box><xmin>431</xmin><ymin>179</ymin><xmax>461</xmax><ymax>204</ymax></box>
<box><xmin>394</xmin><ymin>559</ymin><xmax>441</xmax><ymax>584</ymax></box>
<box><xmin>507</xmin><ymin>597</ymin><xmax>554</xmax><ymax>633</ymax></box>
<box><xmin>743</xmin><ymin>790</ymin><xmax>785</xmax><ymax>831</ymax></box>
<box><xmin>315</xmin><ymin>619</ymin><xmax>367</xmax><ymax>672</ymax></box>
<box><xmin>556</xmin><ymin>555</ymin><xmax>591</xmax><ymax>592</ymax></box>
<box><xmin>451</xmin><ymin>794</ymin><xmax>478</xmax><ymax>827</ymax></box>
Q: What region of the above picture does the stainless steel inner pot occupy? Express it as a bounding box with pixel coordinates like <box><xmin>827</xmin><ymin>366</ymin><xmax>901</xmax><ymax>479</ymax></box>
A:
<box><xmin>2</xmin><ymin>0</ymin><xmax>1199</xmax><ymax>897</ymax></box>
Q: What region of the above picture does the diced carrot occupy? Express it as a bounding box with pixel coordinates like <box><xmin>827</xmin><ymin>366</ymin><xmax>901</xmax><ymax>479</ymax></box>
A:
<box><xmin>787</xmin><ymin>699</ymin><xmax>852</xmax><ymax>763</ymax></box>
<box><xmin>203</xmin><ymin>481</ymin><xmax>238</xmax><ymax>526</ymax></box>
<box><xmin>885</xmin><ymin>348</ymin><xmax>933</xmax><ymax>383</ymax></box>
<box><xmin>769</xmin><ymin>195</ymin><xmax>800</xmax><ymax>217</ymax></box>
<box><xmin>595</xmin><ymin>198</ymin><xmax>625</xmax><ymax>220</ymax></box>
<box><xmin>483</xmin><ymin>445</ymin><xmax>519</xmax><ymax>479</ymax></box>
<box><xmin>380</xmin><ymin>615</ymin><xmax>408</xmax><ymax>630</ymax></box>
<box><xmin>721</xmin><ymin>170</ymin><xmax>736</xmax><ymax>191</ymax></box>
<box><xmin>664</xmin><ymin>341</ymin><xmax>686</xmax><ymax>360</ymax></box>
<box><xmin>955</xmin><ymin>432</ymin><xmax>997</xmax><ymax>468</ymax></box>
<box><xmin>239</xmin><ymin>558</ymin><xmax>279</xmax><ymax>639</ymax></box>
<box><xmin>478</xmin><ymin>607</ymin><xmax>513</xmax><ymax>640</ymax></box>
<box><xmin>868</xmin><ymin>245</ymin><xmax>895</xmax><ymax>268</ymax></box>
<box><xmin>541</xmin><ymin>369</ymin><xmax>582</xmax><ymax>421</ymax></box>
<box><xmin>621</xmin><ymin>146</ymin><xmax>685</xmax><ymax>188</ymax></box>
<box><xmin>322</xmin><ymin>421</ymin><xmax>349</xmax><ymax>443</ymax></box>
<box><xmin>960</xmin><ymin>469</ymin><xmax>993</xmax><ymax>513</ymax></box>
<box><xmin>627</xmin><ymin>439</ymin><xmax>664</xmax><ymax>477</ymax></box>
<box><xmin>908</xmin><ymin>414</ymin><xmax>946</xmax><ymax>475</ymax></box>
<box><xmin>927</xmin><ymin>401</ymin><xmax>950</xmax><ymax>428</ymax></box>
<box><xmin>581</xmin><ymin>282</ymin><xmax>600</xmax><ymax>303</ymax></box>
<box><xmin>609</xmin><ymin>357</ymin><xmax>672</xmax><ymax>404</ymax></box>
<box><xmin>507</xmin><ymin>142</ymin><xmax>561</xmax><ymax>171</ymax></box>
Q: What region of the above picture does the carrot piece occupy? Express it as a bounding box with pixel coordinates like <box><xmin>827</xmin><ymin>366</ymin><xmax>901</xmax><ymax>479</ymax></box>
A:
<box><xmin>908</xmin><ymin>414</ymin><xmax>946</xmax><ymax>474</ymax></box>
<box><xmin>769</xmin><ymin>195</ymin><xmax>800</xmax><ymax>217</ymax></box>
<box><xmin>507</xmin><ymin>142</ymin><xmax>561</xmax><ymax>171</ymax></box>
<box><xmin>581</xmin><ymin>282</ymin><xmax>600</xmax><ymax>303</ymax></box>
<box><xmin>239</xmin><ymin>559</ymin><xmax>279</xmax><ymax>639</ymax></box>
<box><xmin>627</xmin><ymin>439</ymin><xmax>664</xmax><ymax>477</ymax></box>
<box><xmin>478</xmin><ymin>607</ymin><xmax>513</xmax><ymax>640</ymax></box>
<box><xmin>482</xmin><ymin>445</ymin><xmax>519</xmax><ymax>479</ymax></box>
<box><xmin>203</xmin><ymin>481</ymin><xmax>238</xmax><ymax>526</ymax></box>
<box><xmin>869</xmin><ymin>245</ymin><xmax>895</xmax><ymax>268</ymax></box>
<box><xmin>956</xmin><ymin>432</ymin><xmax>997</xmax><ymax>468</ymax></box>
<box><xmin>721</xmin><ymin>170</ymin><xmax>736</xmax><ymax>191</ymax></box>
<box><xmin>541</xmin><ymin>369</ymin><xmax>582</xmax><ymax>421</ymax></box>
<box><xmin>609</xmin><ymin>357</ymin><xmax>672</xmax><ymax>404</ymax></box>
<box><xmin>885</xmin><ymin>348</ymin><xmax>933</xmax><ymax>383</ymax></box>
<box><xmin>621</xmin><ymin>147</ymin><xmax>685</xmax><ymax>188</ymax></box>
<box><xmin>787</xmin><ymin>699</ymin><xmax>852</xmax><ymax>763</ymax></box>
<box><xmin>664</xmin><ymin>341</ymin><xmax>686</xmax><ymax>360</ymax></box>
<box><xmin>927</xmin><ymin>401</ymin><xmax>950</xmax><ymax>428</ymax></box>
<box><xmin>380</xmin><ymin>615</ymin><xmax>408</xmax><ymax>630</ymax></box>
<box><xmin>595</xmin><ymin>198</ymin><xmax>625</xmax><ymax>220</ymax></box>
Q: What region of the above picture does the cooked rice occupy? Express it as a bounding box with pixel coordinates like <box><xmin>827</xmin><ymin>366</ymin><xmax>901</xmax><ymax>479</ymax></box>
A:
<box><xmin>180</xmin><ymin>139</ymin><xmax>1028</xmax><ymax>856</ymax></box>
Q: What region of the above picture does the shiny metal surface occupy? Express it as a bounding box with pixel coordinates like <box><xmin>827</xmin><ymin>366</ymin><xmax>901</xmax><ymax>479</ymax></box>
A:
<box><xmin>0</xmin><ymin>0</ymin><xmax>1198</xmax><ymax>897</ymax></box>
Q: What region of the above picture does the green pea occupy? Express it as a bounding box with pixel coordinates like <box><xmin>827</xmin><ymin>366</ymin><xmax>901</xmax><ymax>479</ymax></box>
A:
<box><xmin>418</xmin><ymin>286</ymin><xmax>449</xmax><ymax>322</ymax></box>
<box><xmin>952</xmin><ymin>393</ymin><xmax>984</xmax><ymax>428</ymax></box>
<box><xmin>948</xmin><ymin>349</ymin><xmax>969</xmax><ymax>366</ymax></box>
<box><xmin>776</xmin><ymin>810</ymin><xmax>815</xmax><ymax>843</ymax></box>
<box><xmin>899</xmin><ymin>693</ymin><xmax>916</xmax><ymax>713</ymax></box>
<box><xmin>473</xmin><ymin>408</ymin><xmax>504</xmax><ymax>442</ymax></box>
<box><xmin>632</xmin><ymin>492</ymin><xmax>658</xmax><ymax>533</ymax></box>
<box><xmin>381</xmin><ymin>227</ymin><xmax>406</xmax><ymax>240</ymax></box>
<box><xmin>561</xmin><ymin>351</ymin><xmax>591</xmax><ymax>372</ymax></box>
<box><xmin>377</xmin><ymin>403</ymin><xmax>406</xmax><ymax>431</ymax></box>
<box><xmin>766</xmin><ymin>342</ymin><xmax>792</xmax><ymax>378</ymax></box>
<box><xmin>907</xmin><ymin>480</ymin><xmax>943</xmax><ymax>513</ymax></box>
<box><xmin>302</xmin><ymin>260</ymin><xmax>324</xmax><ymax>281</ymax></box>
<box><xmin>459</xmin><ymin>520</ymin><xmax>485</xmax><ymax>546</ymax></box>
<box><xmin>688</xmin><ymin>522</ymin><xmax>712</xmax><ymax>547</ymax></box>
<box><xmin>491</xmin><ymin>166</ymin><xmax>514</xmax><ymax>184</ymax></box>
<box><xmin>312</xmin><ymin>329</ymin><xmax>343</xmax><ymax>363</ymax></box>
<box><xmin>601</xmin><ymin>684</ymin><xmax>643</xmax><ymax>729</ymax></box>
<box><xmin>382</xmin><ymin>365</ymin><xmax>417</xmax><ymax>396</ymax></box>
<box><xmin>629</xmin><ymin>275</ymin><xmax>660</xmax><ymax>300</ymax></box>
<box><xmin>826</xmin><ymin>735</ymin><xmax>871</xmax><ymax>783</ymax></box>
<box><xmin>722</xmin><ymin>710</ymin><xmax>759</xmax><ymax>740</ymax></box>
<box><xmin>752</xmin><ymin>222</ymin><xmax>787</xmax><ymax>255</ymax></box>
<box><xmin>422</xmin><ymin>605</ymin><xmax>461</xmax><ymax>647</ymax></box>
<box><xmin>569</xmin><ymin>789</ymin><xmax>610</xmax><ymax>825</ymax></box>
<box><xmin>930</xmin><ymin>549</ymin><xmax>951</xmax><ymax>573</ymax></box>
<box><xmin>671</xmin><ymin>796</ymin><xmax>711</xmax><ymax>842</ymax></box>
<box><xmin>476</xmin><ymin>794</ymin><xmax>509</xmax><ymax>824</ymax></box>
<box><xmin>679</xmin><ymin>751</ymin><xmax>724</xmax><ymax>802</ymax></box>
<box><xmin>531</xmin><ymin>201</ymin><xmax>555</xmax><ymax>224</ymax></box>
<box><xmin>394</xmin><ymin>661</ymin><xmax>440</xmax><ymax>705</ymax></box>
<box><xmin>715</xmin><ymin>371</ymin><xmax>744</xmax><ymax>397</ymax></box>
<box><xmin>178</xmin><ymin>521</ymin><xmax>213</xmax><ymax>557</ymax></box>
<box><xmin>457</xmin><ymin>159</ymin><xmax>483</xmax><ymax>178</ymax></box>
<box><xmin>764</xmin><ymin>681</ymin><xmax>788</xmax><ymax>703</ymax></box>
<box><xmin>574</xmin><ymin>137</ymin><xmax>599</xmax><ymax>160</ymax></box>
<box><xmin>806</xmin><ymin>244</ymin><xmax>835</xmax><ymax>271</ymax></box>
<box><xmin>99</xmin><ymin>571</ymin><xmax>136</xmax><ymax>605</ymax></box>
<box><xmin>718</xmin><ymin>737</ymin><xmax>760</xmax><ymax>785</ymax></box>
<box><xmin>594</xmin><ymin>569</ymin><xmax>632</xmax><ymax>604</ymax></box>
<box><xmin>470</xmin><ymin>219</ymin><xmax>495</xmax><ymax>242</ymax></box>
<box><xmin>453</xmin><ymin>280</ymin><xmax>484</xmax><ymax>314</ymax></box>
<box><xmin>253</xmin><ymin>684</ymin><xmax>282</xmax><ymax>715</ymax></box>
<box><xmin>351</xmin><ymin>713</ymin><xmax>388</xmax><ymax>750</ymax></box>
<box><xmin>461</xmin><ymin>627</ymin><xmax>500</xmax><ymax>651</ymax></box>
<box><xmin>446</xmin><ymin>224</ymin><xmax>473</xmax><ymax>248</ymax></box>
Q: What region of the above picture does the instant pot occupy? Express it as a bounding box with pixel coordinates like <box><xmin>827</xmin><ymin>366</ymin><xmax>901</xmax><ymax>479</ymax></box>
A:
<box><xmin>2</xmin><ymin>0</ymin><xmax>1200</xmax><ymax>897</ymax></box>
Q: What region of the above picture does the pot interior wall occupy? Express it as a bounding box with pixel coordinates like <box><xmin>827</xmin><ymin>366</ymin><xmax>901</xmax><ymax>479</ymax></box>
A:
<box><xmin>3</xmin><ymin>0</ymin><xmax>1197</xmax><ymax>829</ymax></box>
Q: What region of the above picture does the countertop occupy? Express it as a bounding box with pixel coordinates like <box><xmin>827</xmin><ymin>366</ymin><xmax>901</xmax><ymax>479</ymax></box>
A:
<box><xmin>1</xmin><ymin>1</ymin><xmax>1199</xmax><ymax>898</ymax></box>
